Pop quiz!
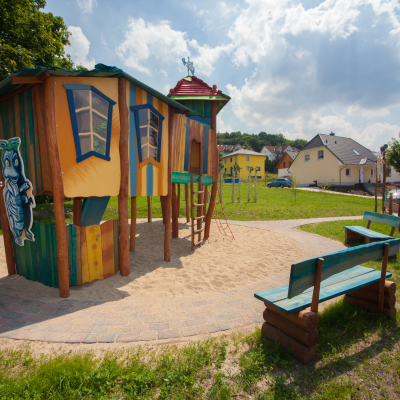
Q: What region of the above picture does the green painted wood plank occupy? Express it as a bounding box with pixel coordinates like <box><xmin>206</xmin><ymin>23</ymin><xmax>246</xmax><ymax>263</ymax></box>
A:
<box><xmin>363</xmin><ymin>211</ymin><xmax>400</xmax><ymax>228</ymax></box>
<box><xmin>172</xmin><ymin>171</ymin><xmax>213</xmax><ymax>185</ymax></box>
<box><xmin>13</xmin><ymin>242</ymin><xmax>21</xmax><ymax>275</ymax></box>
<box><xmin>25</xmin><ymin>88</ymin><xmax>39</xmax><ymax>193</ymax></box>
<box><xmin>344</xmin><ymin>226</ymin><xmax>393</xmax><ymax>239</ymax></box>
<box><xmin>273</xmin><ymin>270</ymin><xmax>392</xmax><ymax>314</ymax></box>
<box><xmin>68</xmin><ymin>224</ymin><xmax>78</xmax><ymax>287</ymax></box>
<box><xmin>255</xmin><ymin>265</ymin><xmax>374</xmax><ymax>304</ymax></box>
<box><xmin>39</xmin><ymin>222</ymin><xmax>49</xmax><ymax>287</ymax></box>
<box><xmin>288</xmin><ymin>239</ymin><xmax>400</xmax><ymax>298</ymax></box>
<box><xmin>51</xmin><ymin>224</ymin><xmax>59</xmax><ymax>288</ymax></box>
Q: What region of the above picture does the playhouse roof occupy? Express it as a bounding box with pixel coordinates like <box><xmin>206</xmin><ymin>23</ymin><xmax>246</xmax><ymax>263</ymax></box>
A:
<box><xmin>168</xmin><ymin>76</ymin><xmax>230</xmax><ymax>113</ymax></box>
<box><xmin>0</xmin><ymin>64</ymin><xmax>192</xmax><ymax>112</ymax></box>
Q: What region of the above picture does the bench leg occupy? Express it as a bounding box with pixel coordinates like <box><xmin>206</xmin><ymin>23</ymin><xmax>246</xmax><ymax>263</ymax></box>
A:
<box><xmin>345</xmin><ymin>228</ymin><xmax>364</xmax><ymax>244</ymax></box>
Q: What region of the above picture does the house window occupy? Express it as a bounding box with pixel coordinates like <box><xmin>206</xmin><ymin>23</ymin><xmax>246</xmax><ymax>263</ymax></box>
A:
<box><xmin>289</xmin><ymin>161</ymin><xmax>292</xmax><ymax>167</ymax></box>
<box><xmin>64</xmin><ymin>85</ymin><xmax>116</xmax><ymax>163</ymax></box>
<box><xmin>371</xmin><ymin>169</ymin><xmax>374</xmax><ymax>176</ymax></box>
<box><xmin>346</xmin><ymin>168</ymin><xmax>351</xmax><ymax>177</ymax></box>
<box><xmin>283</xmin><ymin>162</ymin><xmax>286</xmax><ymax>168</ymax></box>
<box><xmin>386</xmin><ymin>166</ymin><xmax>391</xmax><ymax>177</ymax></box>
<box><xmin>304</xmin><ymin>153</ymin><xmax>310</xmax><ymax>162</ymax></box>
<box><xmin>246</xmin><ymin>166</ymin><xmax>249</xmax><ymax>171</ymax></box>
<box><xmin>246</xmin><ymin>156</ymin><xmax>249</xmax><ymax>161</ymax></box>
<box><xmin>130</xmin><ymin>104</ymin><xmax>165</xmax><ymax>164</ymax></box>
<box><xmin>224</xmin><ymin>159</ymin><xmax>226</xmax><ymax>164</ymax></box>
<box><xmin>224</xmin><ymin>168</ymin><xmax>226</xmax><ymax>172</ymax></box>
<box><xmin>256</xmin><ymin>166</ymin><xmax>260</xmax><ymax>171</ymax></box>
<box><xmin>317</xmin><ymin>150</ymin><xmax>324</xmax><ymax>160</ymax></box>
<box><xmin>230</xmin><ymin>157</ymin><xmax>232</xmax><ymax>162</ymax></box>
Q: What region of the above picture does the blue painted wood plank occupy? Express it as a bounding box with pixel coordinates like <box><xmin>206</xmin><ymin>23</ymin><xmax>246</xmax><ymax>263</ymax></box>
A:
<box><xmin>146</xmin><ymin>163</ymin><xmax>153</xmax><ymax>196</ymax></box>
<box><xmin>147</xmin><ymin>92</ymin><xmax>153</xmax><ymax>106</ymax></box>
<box><xmin>274</xmin><ymin>270</ymin><xmax>392</xmax><ymax>314</ymax></box>
<box><xmin>203</xmin><ymin>126</ymin><xmax>209</xmax><ymax>175</ymax></box>
<box><xmin>255</xmin><ymin>265</ymin><xmax>374</xmax><ymax>304</ymax></box>
<box><xmin>345</xmin><ymin>225</ymin><xmax>393</xmax><ymax>239</ymax></box>
<box><xmin>184</xmin><ymin>118</ymin><xmax>190</xmax><ymax>172</ymax></box>
<box><xmin>81</xmin><ymin>197</ymin><xmax>110</xmax><ymax>227</ymax></box>
<box><xmin>363</xmin><ymin>211</ymin><xmax>400</xmax><ymax>228</ymax></box>
<box><xmin>288</xmin><ymin>239</ymin><xmax>400</xmax><ymax>298</ymax></box>
<box><xmin>172</xmin><ymin>171</ymin><xmax>213</xmax><ymax>185</ymax></box>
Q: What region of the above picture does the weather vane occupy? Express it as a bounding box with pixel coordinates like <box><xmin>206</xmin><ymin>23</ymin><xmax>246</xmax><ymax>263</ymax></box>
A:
<box><xmin>182</xmin><ymin>56</ymin><xmax>195</xmax><ymax>76</ymax></box>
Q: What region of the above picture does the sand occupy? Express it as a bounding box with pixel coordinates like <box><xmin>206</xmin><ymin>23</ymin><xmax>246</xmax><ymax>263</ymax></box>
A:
<box><xmin>0</xmin><ymin>220</ymin><xmax>304</xmax><ymax>303</ymax></box>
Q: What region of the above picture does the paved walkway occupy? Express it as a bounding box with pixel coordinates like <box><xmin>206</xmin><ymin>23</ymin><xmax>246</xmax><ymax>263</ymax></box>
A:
<box><xmin>0</xmin><ymin>216</ymin><xmax>362</xmax><ymax>344</ymax></box>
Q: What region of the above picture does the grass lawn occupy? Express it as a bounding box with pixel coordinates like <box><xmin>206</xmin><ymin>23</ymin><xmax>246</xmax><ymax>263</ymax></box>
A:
<box><xmin>31</xmin><ymin>182</ymin><xmax>379</xmax><ymax>226</ymax></box>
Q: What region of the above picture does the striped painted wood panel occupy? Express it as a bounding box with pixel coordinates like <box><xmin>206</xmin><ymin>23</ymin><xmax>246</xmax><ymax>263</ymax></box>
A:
<box><xmin>344</xmin><ymin>225</ymin><xmax>393</xmax><ymax>239</ymax></box>
<box><xmin>86</xmin><ymin>224</ymin><xmax>104</xmax><ymax>282</ymax></box>
<box><xmin>172</xmin><ymin>113</ymin><xmax>187</xmax><ymax>172</ymax></box>
<box><xmin>0</xmin><ymin>87</ymin><xmax>51</xmax><ymax>195</ymax></box>
<box><xmin>288</xmin><ymin>239</ymin><xmax>400</xmax><ymax>298</ymax></box>
<box><xmin>363</xmin><ymin>211</ymin><xmax>400</xmax><ymax>228</ymax></box>
<box><xmin>101</xmin><ymin>220</ymin><xmax>115</xmax><ymax>279</ymax></box>
<box><xmin>112</xmin><ymin>219</ymin><xmax>120</xmax><ymax>273</ymax></box>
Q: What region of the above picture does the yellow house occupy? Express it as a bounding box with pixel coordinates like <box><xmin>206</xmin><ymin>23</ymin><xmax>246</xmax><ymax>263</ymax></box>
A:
<box><xmin>291</xmin><ymin>134</ymin><xmax>377</xmax><ymax>186</ymax></box>
<box><xmin>221</xmin><ymin>149</ymin><xmax>265</xmax><ymax>176</ymax></box>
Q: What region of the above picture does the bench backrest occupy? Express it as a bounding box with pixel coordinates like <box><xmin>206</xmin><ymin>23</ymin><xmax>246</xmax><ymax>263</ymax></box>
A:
<box><xmin>288</xmin><ymin>239</ymin><xmax>400</xmax><ymax>298</ymax></box>
<box><xmin>363</xmin><ymin>211</ymin><xmax>400</xmax><ymax>229</ymax></box>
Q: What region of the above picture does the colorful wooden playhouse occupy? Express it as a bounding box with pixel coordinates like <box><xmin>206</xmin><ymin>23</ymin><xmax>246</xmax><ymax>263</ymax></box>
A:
<box><xmin>0</xmin><ymin>64</ymin><xmax>230</xmax><ymax>297</ymax></box>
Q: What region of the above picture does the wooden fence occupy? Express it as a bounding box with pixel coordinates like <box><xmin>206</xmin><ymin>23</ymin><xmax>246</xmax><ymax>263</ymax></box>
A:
<box><xmin>13</xmin><ymin>220</ymin><xmax>119</xmax><ymax>288</ymax></box>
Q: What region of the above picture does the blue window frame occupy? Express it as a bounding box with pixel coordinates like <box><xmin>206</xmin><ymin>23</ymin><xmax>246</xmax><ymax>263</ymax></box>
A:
<box><xmin>64</xmin><ymin>84</ymin><xmax>116</xmax><ymax>163</ymax></box>
<box><xmin>130</xmin><ymin>104</ymin><xmax>164</xmax><ymax>164</ymax></box>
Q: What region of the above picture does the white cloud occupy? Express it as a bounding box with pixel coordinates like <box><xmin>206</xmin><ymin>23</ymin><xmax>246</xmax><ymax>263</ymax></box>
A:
<box><xmin>116</xmin><ymin>18</ymin><xmax>231</xmax><ymax>76</ymax></box>
<box><xmin>65</xmin><ymin>26</ymin><xmax>95</xmax><ymax>69</ymax></box>
<box><xmin>76</xmin><ymin>0</ymin><xmax>97</xmax><ymax>13</ymax></box>
<box><xmin>217</xmin><ymin>115</ymin><xmax>233</xmax><ymax>133</ymax></box>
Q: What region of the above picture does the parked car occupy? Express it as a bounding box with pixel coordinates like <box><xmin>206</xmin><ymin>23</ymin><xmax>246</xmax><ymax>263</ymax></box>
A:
<box><xmin>267</xmin><ymin>178</ymin><xmax>292</xmax><ymax>188</ymax></box>
<box><xmin>388</xmin><ymin>189</ymin><xmax>400</xmax><ymax>203</ymax></box>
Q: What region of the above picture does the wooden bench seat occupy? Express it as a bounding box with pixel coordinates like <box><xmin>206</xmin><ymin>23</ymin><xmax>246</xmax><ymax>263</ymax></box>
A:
<box><xmin>344</xmin><ymin>211</ymin><xmax>400</xmax><ymax>245</ymax></box>
<box><xmin>254</xmin><ymin>239</ymin><xmax>399</xmax><ymax>364</ymax></box>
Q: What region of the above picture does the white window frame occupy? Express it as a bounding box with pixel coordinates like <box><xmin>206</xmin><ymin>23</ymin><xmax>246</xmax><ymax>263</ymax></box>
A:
<box><xmin>304</xmin><ymin>153</ymin><xmax>310</xmax><ymax>162</ymax></box>
<box><xmin>317</xmin><ymin>150</ymin><xmax>324</xmax><ymax>160</ymax></box>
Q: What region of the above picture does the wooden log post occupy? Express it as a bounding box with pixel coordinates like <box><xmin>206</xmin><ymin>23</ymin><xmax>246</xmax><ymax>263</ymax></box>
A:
<box><xmin>378</xmin><ymin>243</ymin><xmax>389</xmax><ymax>313</ymax></box>
<box><xmin>172</xmin><ymin>184</ymin><xmax>179</xmax><ymax>238</ymax></box>
<box><xmin>147</xmin><ymin>196</ymin><xmax>152</xmax><ymax>222</ymax></box>
<box><xmin>310</xmin><ymin>258</ymin><xmax>324</xmax><ymax>313</ymax></box>
<box><xmin>185</xmin><ymin>184</ymin><xmax>190</xmax><ymax>222</ymax></box>
<box><xmin>344</xmin><ymin>294</ymin><xmax>396</xmax><ymax>318</ymax></box>
<box><xmin>164</xmin><ymin>108</ymin><xmax>174</xmax><ymax>262</ymax></box>
<box><xmin>73</xmin><ymin>197</ymin><xmax>82</xmax><ymax>226</ymax></box>
<box><xmin>118</xmin><ymin>77</ymin><xmax>130</xmax><ymax>277</ymax></box>
<box><xmin>160</xmin><ymin>195</ymin><xmax>166</xmax><ymax>224</ymax></box>
<box><xmin>0</xmin><ymin>181</ymin><xmax>16</xmax><ymax>275</ymax></box>
<box><xmin>130</xmin><ymin>196</ymin><xmax>136</xmax><ymax>252</ymax></box>
<box><xmin>231</xmin><ymin>170</ymin><xmax>235</xmax><ymax>203</ymax></box>
<box><xmin>248</xmin><ymin>171</ymin><xmax>251</xmax><ymax>202</ymax></box>
<box><xmin>389</xmin><ymin>193</ymin><xmax>393</xmax><ymax>215</ymax></box>
<box><xmin>349</xmin><ymin>286</ymin><xmax>395</xmax><ymax>308</ymax></box>
<box><xmin>44</xmin><ymin>76</ymin><xmax>70</xmax><ymax>297</ymax></box>
<box><xmin>203</xmin><ymin>185</ymin><xmax>208</xmax><ymax>219</ymax></box>
<box><xmin>204</xmin><ymin>102</ymin><xmax>218</xmax><ymax>239</ymax></box>
<box><xmin>237</xmin><ymin>171</ymin><xmax>241</xmax><ymax>203</ymax></box>
<box><xmin>254</xmin><ymin>170</ymin><xmax>257</xmax><ymax>202</ymax></box>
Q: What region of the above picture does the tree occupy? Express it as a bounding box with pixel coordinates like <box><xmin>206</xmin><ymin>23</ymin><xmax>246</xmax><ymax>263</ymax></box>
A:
<box><xmin>386</xmin><ymin>133</ymin><xmax>400</xmax><ymax>173</ymax></box>
<box><xmin>0</xmin><ymin>0</ymin><xmax>75</xmax><ymax>81</ymax></box>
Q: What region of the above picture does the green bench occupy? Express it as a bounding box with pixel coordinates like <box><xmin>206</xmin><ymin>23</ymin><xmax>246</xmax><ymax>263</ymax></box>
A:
<box><xmin>254</xmin><ymin>239</ymin><xmax>399</xmax><ymax>364</ymax></box>
<box><xmin>344</xmin><ymin>211</ymin><xmax>400</xmax><ymax>246</ymax></box>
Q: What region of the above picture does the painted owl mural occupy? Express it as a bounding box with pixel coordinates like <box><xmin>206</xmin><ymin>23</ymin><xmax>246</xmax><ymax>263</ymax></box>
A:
<box><xmin>0</xmin><ymin>137</ymin><xmax>36</xmax><ymax>246</ymax></box>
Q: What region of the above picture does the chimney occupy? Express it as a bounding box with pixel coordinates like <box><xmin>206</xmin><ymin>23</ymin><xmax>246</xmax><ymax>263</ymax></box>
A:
<box><xmin>329</xmin><ymin>132</ymin><xmax>335</xmax><ymax>136</ymax></box>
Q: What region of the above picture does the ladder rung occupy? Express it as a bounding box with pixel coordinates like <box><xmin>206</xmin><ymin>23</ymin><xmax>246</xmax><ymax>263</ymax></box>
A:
<box><xmin>194</xmin><ymin>240</ymin><xmax>203</xmax><ymax>246</ymax></box>
<box><xmin>194</xmin><ymin>204</ymin><xmax>204</xmax><ymax>207</ymax></box>
<box><xmin>194</xmin><ymin>191</ymin><xmax>204</xmax><ymax>194</ymax></box>
<box><xmin>194</xmin><ymin>216</ymin><xmax>205</xmax><ymax>220</ymax></box>
<box><xmin>194</xmin><ymin>228</ymin><xmax>204</xmax><ymax>234</ymax></box>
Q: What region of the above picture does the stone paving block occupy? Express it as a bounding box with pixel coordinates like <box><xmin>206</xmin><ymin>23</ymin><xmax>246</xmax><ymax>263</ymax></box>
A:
<box><xmin>38</xmin><ymin>309</ymin><xmax>56</xmax><ymax>316</ymax></box>
<box><xmin>108</xmin><ymin>325</ymin><xmax>131</xmax><ymax>334</ymax></box>
<box><xmin>92</xmin><ymin>319</ymin><xmax>107</xmax><ymax>326</ymax></box>
<box><xmin>93</xmin><ymin>325</ymin><xmax>109</xmax><ymax>334</ymax></box>
<box><xmin>70</xmin><ymin>318</ymin><xmax>90</xmax><ymax>325</ymax></box>
<box><xmin>130</xmin><ymin>324</ymin><xmax>149</xmax><ymax>333</ymax></box>
<box><xmin>40</xmin><ymin>303</ymin><xmax>60</xmax><ymax>310</ymax></box>
<box><xmin>17</xmin><ymin>314</ymin><xmax>48</xmax><ymax>323</ymax></box>
<box><xmin>30</xmin><ymin>323</ymin><xmax>53</xmax><ymax>331</ymax></box>
<box><xmin>195</xmin><ymin>324</ymin><xmax>220</xmax><ymax>335</ymax></box>
<box><xmin>1</xmin><ymin>330</ymin><xmax>21</xmax><ymax>338</ymax></box>
<box><xmin>1</xmin><ymin>320</ymin><xmax>27</xmax><ymax>331</ymax></box>
<box><xmin>24</xmin><ymin>331</ymin><xmax>49</xmax><ymax>341</ymax></box>
<box><xmin>66</xmin><ymin>334</ymin><xmax>86</xmax><ymax>343</ymax></box>
<box><xmin>71</xmin><ymin>325</ymin><xmax>94</xmax><ymax>333</ymax></box>
<box><xmin>0</xmin><ymin>317</ymin><xmax>8</xmax><ymax>326</ymax></box>
<box><xmin>185</xmin><ymin>318</ymin><xmax>206</xmax><ymax>327</ymax></box>
<box><xmin>217</xmin><ymin>322</ymin><xmax>231</xmax><ymax>331</ymax></box>
<box><xmin>82</xmin><ymin>334</ymin><xmax>100</xmax><ymax>343</ymax></box>
<box><xmin>116</xmin><ymin>332</ymin><xmax>141</xmax><ymax>342</ymax></box>
<box><xmin>21</xmin><ymin>299</ymin><xmax>33</xmax><ymax>306</ymax></box>
<box><xmin>180</xmin><ymin>327</ymin><xmax>197</xmax><ymax>337</ymax></box>
<box><xmin>249</xmin><ymin>315</ymin><xmax>264</xmax><ymax>323</ymax></box>
<box><xmin>48</xmin><ymin>325</ymin><xmax>72</xmax><ymax>333</ymax></box>
<box><xmin>148</xmin><ymin>323</ymin><xmax>170</xmax><ymax>331</ymax></box>
<box><xmin>218</xmin><ymin>313</ymin><xmax>238</xmax><ymax>321</ymax></box>
<box><xmin>2</xmin><ymin>311</ymin><xmax>23</xmax><ymax>320</ymax></box>
<box><xmin>12</xmin><ymin>330</ymin><xmax>36</xmax><ymax>340</ymax></box>
<box><xmin>23</xmin><ymin>307</ymin><xmax>42</xmax><ymax>315</ymax></box>
<box><xmin>43</xmin><ymin>333</ymin><xmax>69</xmax><ymax>342</ymax></box>
<box><xmin>103</xmin><ymin>313</ymin><xmax>124</xmax><ymax>319</ymax></box>
<box><xmin>158</xmin><ymin>330</ymin><xmax>181</xmax><ymax>340</ymax></box>
<box><xmin>140</xmin><ymin>331</ymin><xmax>158</xmax><ymax>341</ymax></box>
<box><xmin>51</xmin><ymin>310</ymin><xmax>72</xmax><ymax>317</ymax></box>
<box><xmin>169</xmin><ymin>321</ymin><xmax>186</xmax><ymax>329</ymax></box>
<box><xmin>106</xmin><ymin>319</ymin><xmax>128</xmax><ymax>326</ymax></box>
<box><xmin>143</xmin><ymin>316</ymin><xmax>165</xmax><ymax>324</ymax></box>
<box><xmin>90</xmin><ymin>313</ymin><xmax>104</xmax><ymax>319</ymax></box>
<box><xmin>99</xmin><ymin>334</ymin><xmax>116</xmax><ymax>343</ymax></box>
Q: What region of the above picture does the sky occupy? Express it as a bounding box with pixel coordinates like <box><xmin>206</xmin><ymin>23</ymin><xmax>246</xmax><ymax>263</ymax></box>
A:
<box><xmin>45</xmin><ymin>0</ymin><xmax>400</xmax><ymax>151</ymax></box>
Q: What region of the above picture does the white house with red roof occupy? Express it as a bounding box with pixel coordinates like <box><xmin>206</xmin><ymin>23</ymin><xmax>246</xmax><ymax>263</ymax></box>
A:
<box><xmin>261</xmin><ymin>145</ymin><xmax>299</xmax><ymax>161</ymax></box>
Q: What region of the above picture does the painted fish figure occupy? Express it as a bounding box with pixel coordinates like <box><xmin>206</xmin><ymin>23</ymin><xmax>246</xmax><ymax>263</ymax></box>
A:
<box><xmin>0</xmin><ymin>137</ymin><xmax>35</xmax><ymax>246</ymax></box>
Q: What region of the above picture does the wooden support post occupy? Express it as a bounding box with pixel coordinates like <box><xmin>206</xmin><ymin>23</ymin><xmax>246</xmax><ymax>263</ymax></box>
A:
<box><xmin>219</xmin><ymin>169</ymin><xmax>223</xmax><ymax>203</ymax></box>
<box><xmin>73</xmin><ymin>197</ymin><xmax>82</xmax><ymax>226</ymax></box>
<box><xmin>254</xmin><ymin>170</ymin><xmax>257</xmax><ymax>202</ymax></box>
<box><xmin>389</xmin><ymin>193</ymin><xmax>393</xmax><ymax>215</ymax></box>
<box><xmin>375</xmin><ymin>163</ymin><xmax>378</xmax><ymax>213</ymax></box>
<box><xmin>185</xmin><ymin>184</ymin><xmax>190</xmax><ymax>222</ymax></box>
<box><xmin>44</xmin><ymin>76</ymin><xmax>70</xmax><ymax>297</ymax></box>
<box><xmin>238</xmin><ymin>171</ymin><xmax>241</xmax><ymax>202</ymax></box>
<box><xmin>0</xmin><ymin>182</ymin><xmax>16</xmax><ymax>275</ymax></box>
<box><xmin>160</xmin><ymin>195</ymin><xmax>166</xmax><ymax>224</ymax></box>
<box><xmin>248</xmin><ymin>172</ymin><xmax>251</xmax><ymax>202</ymax></box>
<box><xmin>197</xmin><ymin>177</ymin><xmax>202</xmax><ymax>242</ymax></box>
<box><xmin>172</xmin><ymin>184</ymin><xmax>179</xmax><ymax>238</ymax></box>
<box><xmin>204</xmin><ymin>101</ymin><xmax>218</xmax><ymax>239</ymax></box>
<box><xmin>378</xmin><ymin>243</ymin><xmax>389</xmax><ymax>313</ymax></box>
<box><xmin>147</xmin><ymin>196</ymin><xmax>151</xmax><ymax>222</ymax></box>
<box><xmin>231</xmin><ymin>170</ymin><xmax>235</xmax><ymax>203</ymax></box>
<box><xmin>203</xmin><ymin>185</ymin><xmax>208</xmax><ymax>218</ymax></box>
<box><xmin>118</xmin><ymin>77</ymin><xmax>130</xmax><ymax>277</ymax></box>
<box><xmin>130</xmin><ymin>196</ymin><xmax>136</xmax><ymax>252</ymax></box>
<box><xmin>164</xmin><ymin>108</ymin><xmax>174</xmax><ymax>262</ymax></box>
<box><xmin>382</xmin><ymin>152</ymin><xmax>386</xmax><ymax>213</ymax></box>
<box><xmin>310</xmin><ymin>258</ymin><xmax>324</xmax><ymax>313</ymax></box>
